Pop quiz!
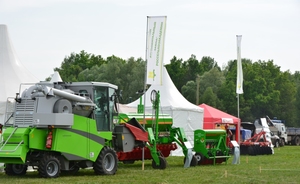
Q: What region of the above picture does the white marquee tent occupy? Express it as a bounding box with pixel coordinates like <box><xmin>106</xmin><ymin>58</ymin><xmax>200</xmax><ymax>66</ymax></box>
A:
<box><xmin>0</xmin><ymin>25</ymin><xmax>38</xmax><ymax>124</ymax></box>
<box><xmin>126</xmin><ymin>67</ymin><xmax>204</xmax><ymax>156</ymax></box>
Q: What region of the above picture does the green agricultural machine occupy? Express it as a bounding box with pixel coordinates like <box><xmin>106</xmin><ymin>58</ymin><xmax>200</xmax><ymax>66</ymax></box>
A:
<box><xmin>117</xmin><ymin>90</ymin><xmax>196</xmax><ymax>168</ymax></box>
<box><xmin>0</xmin><ymin>80</ymin><xmax>148</xmax><ymax>178</ymax></box>
<box><xmin>193</xmin><ymin>129</ymin><xmax>231</xmax><ymax>165</ymax></box>
<box><xmin>0</xmin><ymin>77</ymin><xmax>195</xmax><ymax>178</ymax></box>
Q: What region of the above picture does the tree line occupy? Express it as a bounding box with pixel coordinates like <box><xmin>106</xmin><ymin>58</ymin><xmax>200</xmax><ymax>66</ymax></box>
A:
<box><xmin>49</xmin><ymin>50</ymin><xmax>300</xmax><ymax>127</ymax></box>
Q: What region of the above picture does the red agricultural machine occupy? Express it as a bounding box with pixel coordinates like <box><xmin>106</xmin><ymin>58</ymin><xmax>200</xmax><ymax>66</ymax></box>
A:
<box><xmin>239</xmin><ymin>120</ymin><xmax>274</xmax><ymax>155</ymax></box>
<box><xmin>116</xmin><ymin>90</ymin><xmax>197</xmax><ymax>168</ymax></box>
<box><xmin>240</xmin><ymin>131</ymin><xmax>273</xmax><ymax>155</ymax></box>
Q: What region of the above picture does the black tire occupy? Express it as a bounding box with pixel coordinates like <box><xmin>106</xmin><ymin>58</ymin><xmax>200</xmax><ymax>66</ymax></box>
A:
<box><xmin>123</xmin><ymin>160</ymin><xmax>135</xmax><ymax>164</ymax></box>
<box><xmin>93</xmin><ymin>147</ymin><xmax>118</xmax><ymax>175</ymax></box>
<box><xmin>194</xmin><ymin>152</ymin><xmax>205</xmax><ymax>165</ymax></box>
<box><xmin>295</xmin><ymin>136</ymin><xmax>300</xmax><ymax>146</ymax></box>
<box><xmin>275</xmin><ymin>140</ymin><xmax>280</xmax><ymax>148</ymax></box>
<box><xmin>183</xmin><ymin>155</ymin><xmax>198</xmax><ymax>167</ymax></box>
<box><xmin>5</xmin><ymin>164</ymin><xmax>28</xmax><ymax>176</ymax></box>
<box><xmin>152</xmin><ymin>156</ymin><xmax>167</xmax><ymax>169</ymax></box>
<box><xmin>62</xmin><ymin>162</ymin><xmax>80</xmax><ymax>175</ymax></box>
<box><xmin>279</xmin><ymin>139</ymin><xmax>284</xmax><ymax>147</ymax></box>
<box><xmin>281</xmin><ymin>139</ymin><xmax>285</xmax><ymax>147</ymax></box>
<box><xmin>38</xmin><ymin>154</ymin><xmax>61</xmax><ymax>178</ymax></box>
<box><xmin>247</xmin><ymin>146</ymin><xmax>253</xmax><ymax>155</ymax></box>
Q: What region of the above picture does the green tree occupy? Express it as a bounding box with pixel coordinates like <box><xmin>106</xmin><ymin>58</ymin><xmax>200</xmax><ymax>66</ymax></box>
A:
<box><xmin>78</xmin><ymin>56</ymin><xmax>145</xmax><ymax>104</ymax></box>
<box><xmin>165</xmin><ymin>56</ymin><xmax>187</xmax><ymax>92</ymax></box>
<box><xmin>200</xmin><ymin>87</ymin><xmax>218</xmax><ymax>107</ymax></box>
<box><xmin>181</xmin><ymin>81</ymin><xmax>196</xmax><ymax>104</ymax></box>
<box><xmin>54</xmin><ymin>50</ymin><xmax>106</xmax><ymax>82</ymax></box>
<box><xmin>199</xmin><ymin>56</ymin><xmax>220</xmax><ymax>75</ymax></box>
<box><xmin>199</xmin><ymin>67</ymin><xmax>225</xmax><ymax>103</ymax></box>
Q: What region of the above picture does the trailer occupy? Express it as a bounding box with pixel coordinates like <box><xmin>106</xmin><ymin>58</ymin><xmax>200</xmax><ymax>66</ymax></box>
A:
<box><xmin>286</xmin><ymin>127</ymin><xmax>300</xmax><ymax>145</ymax></box>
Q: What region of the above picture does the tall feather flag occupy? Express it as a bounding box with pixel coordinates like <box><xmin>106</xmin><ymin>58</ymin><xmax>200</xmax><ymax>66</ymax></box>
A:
<box><xmin>236</xmin><ymin>35</ymin><xmax>243</xmax><ymax>94</ymax></box>
<box><xmin>146</xmin><ymin>16</ymin><xmax>167</xmax><ymax>85</ymax></box>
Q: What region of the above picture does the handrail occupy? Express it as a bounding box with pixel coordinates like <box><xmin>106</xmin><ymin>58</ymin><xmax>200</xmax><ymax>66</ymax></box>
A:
<box><xmin>0</xmin><ymin>140</ymin><xmax>24</xmax><ymax>152</ymax></box>
<box><xmin>0</xmin><ymin>127</ymin><xmax>19</xmax><ymax>151</ymax></box>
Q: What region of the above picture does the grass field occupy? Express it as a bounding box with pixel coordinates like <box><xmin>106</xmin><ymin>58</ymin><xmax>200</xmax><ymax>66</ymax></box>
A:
<box><xmin>0</xmin><ymin>146</ymin><xmax>299</xmax><ymax>184</ymax></box>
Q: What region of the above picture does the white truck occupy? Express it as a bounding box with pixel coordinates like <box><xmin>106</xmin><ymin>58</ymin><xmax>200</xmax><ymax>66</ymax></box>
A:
<box><xmin>266</xmin><ymin>116</ymin><xmax>300</xmax><ymax>146</ymax></box>
<box><xmin>266</xmin><ymin>116</ymin><xmax>288</xmax><ymax>146</ymax></box>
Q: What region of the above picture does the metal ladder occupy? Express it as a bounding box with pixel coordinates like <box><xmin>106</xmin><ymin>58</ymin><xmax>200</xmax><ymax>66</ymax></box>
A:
<box><xmin>0</xmin><ymin>126</ymin><xmax>24</xmax><ymax>152</ymax></box>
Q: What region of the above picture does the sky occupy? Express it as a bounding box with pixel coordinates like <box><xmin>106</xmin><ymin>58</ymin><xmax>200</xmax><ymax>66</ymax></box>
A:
<box><xmin>0</xmin><ymin>0</ymin><xmax>299</xmax><ymax>81</ymax></box>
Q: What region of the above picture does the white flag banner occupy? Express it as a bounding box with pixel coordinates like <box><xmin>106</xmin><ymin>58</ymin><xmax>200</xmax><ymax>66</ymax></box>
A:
<box><xmin>146</xmin><ymin>16</ymin><xmax>167</xmax><ymax>85</ymax></box>
<box><xmin>236</xmin><ymin>35</ymin><xmax>243</xmax><ymax>94</ymax></box>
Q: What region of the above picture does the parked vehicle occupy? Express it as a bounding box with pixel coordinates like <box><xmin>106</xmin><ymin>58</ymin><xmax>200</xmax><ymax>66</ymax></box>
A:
<box><xmin>0</xmin><ymin>73</ymin><xmax>195</xmax><ymax>178</ymax></box>
<box><xmin>266</xmin><ymin>117</ymin><xmax>300</xmax><ymax>146</ymax></box>
<box><xmin>265</xmin><ymin>116</ymin><xmax>287</xmax><ymax>146</ymax></box>
<box><xmin>242</xmin><ymin>119</ymin><xmax>278</xmax><ymax>146</ymax></box>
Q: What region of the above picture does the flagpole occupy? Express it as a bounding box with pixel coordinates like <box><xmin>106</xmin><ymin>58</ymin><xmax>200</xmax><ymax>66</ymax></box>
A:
<box><xmin>237</xmin><ymin>94</ymin><xmax>240</xmax><ymax>118</ymax></box>
<box><xmin>236</xmin><ymin>35</ymin><xmax>243</xmax><ymax>164</ymax></box>
<box><xmin>142</xmin><ymin>16</ymin><xmax>167</xmax><ymax>170</ymax></box>
<box><xmin>141</xmin><ymin>16</ymin><xmax>151</xmax><ymax>171</ymax></box>
<box><xmin>236</xmin><ymin>35</ymin><xmax>243</xmax><ymax>120</ymax></box>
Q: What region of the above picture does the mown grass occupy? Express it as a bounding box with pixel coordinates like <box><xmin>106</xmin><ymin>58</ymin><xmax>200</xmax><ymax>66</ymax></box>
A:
<box><xmin>0</xmin><ymin>146</ymin><xmax>299</xmax><ymax>184</ymax></box>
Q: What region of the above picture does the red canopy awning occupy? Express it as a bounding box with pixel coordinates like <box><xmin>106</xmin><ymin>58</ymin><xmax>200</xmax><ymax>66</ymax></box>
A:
<box><xmin>199</xmin><ymin>103</ymin><xmax>240</xmax><ymax>128</ymax></box>
<box><xmin>199</xmin><ymin>103</ymin><xmax>241</xmax><ymax>143</ymax></box>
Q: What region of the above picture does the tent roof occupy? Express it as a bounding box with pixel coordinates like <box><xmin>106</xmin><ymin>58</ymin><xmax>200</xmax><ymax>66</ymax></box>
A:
<box><xmin>199</xmin><ymin>103</ymin><xmax>240</xmax><ymax>124</ymax></box>
<box><xmin>0</xmin><ymin>24</ymin><xmax>39</xmax><ymax>124</ymax></box>
<box><xmin>127</xmin><ymin>67</ymin><xmax>203</xmax><ymax>112</ymax></box>
<box><xmin>0</xmin><ymin>24</ymin><xmax>38</xmax><ymax>103</ymax></box>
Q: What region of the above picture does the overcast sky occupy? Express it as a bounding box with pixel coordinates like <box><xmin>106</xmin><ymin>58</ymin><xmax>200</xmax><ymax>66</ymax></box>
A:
<box><xmin>0</xmin><ymin>0</ymin><xmax>299</xmax><ymax>81</ymax></box>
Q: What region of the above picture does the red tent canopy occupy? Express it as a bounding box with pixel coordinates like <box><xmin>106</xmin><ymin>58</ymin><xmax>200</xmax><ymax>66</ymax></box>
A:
<box><xmin>199</xmin><ymin>103</ymin><xmax>240</xmax><ymax>128</ymax></box>
<box><xmin>199</xmin><ymin>103</ymin><xmax>241</xmax><ymax>143</ymax></box>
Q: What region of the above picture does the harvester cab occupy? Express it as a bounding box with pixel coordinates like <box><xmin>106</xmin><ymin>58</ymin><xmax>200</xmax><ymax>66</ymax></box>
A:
<box><xmin>0</xmin><ymin>74</ymin><xmax>147</xmax><ymax>178</ymax></box>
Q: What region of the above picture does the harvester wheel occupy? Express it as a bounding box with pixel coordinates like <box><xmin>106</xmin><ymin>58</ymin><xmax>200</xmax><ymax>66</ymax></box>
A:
<box><xmin>38</xmin><ymin>154</ymin><xmax>61</xmax><ymax>178</ymax></box>
<box><xmin>152</xmin><ymin>156</ymin><xmax>167</xmax><ymax>169</ymax></box>
<box><xmin>183</xmin><ymin>155</ymin><xmax>198</xmax><ymax>167</ymax></box>
<box><xmin>5</xmin><ymin>164</ymin><xmax>28</xmax><ymax>176</ymax></box>
<box><xmin>93</xmin><ymin>146</ymin><xmax>118</xmax><ymax>175</ymax></box>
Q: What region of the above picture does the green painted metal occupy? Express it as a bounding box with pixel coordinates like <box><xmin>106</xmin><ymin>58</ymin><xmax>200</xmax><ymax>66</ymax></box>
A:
<box><xmin>0</xmin><ymin>114</ymin><xmax>112</xmax><ymax>164</ymax></box>
<box><xmin>118</xmin><ymin>113</ymin><xmax>173</xmax><ymax>131</ymax></box>
<box><xmin>52</xmin><ymin>115</ymin><xmax>110</xmax><ymax>162</ymax></box>
<box><xmin>0</xmin><ymin>127</ymin><xmax>31</xmax><ymax>164</ymax></box>
<box><xmin>170</xmin><ymin>127</ymin><xmax>189</xmax><ymax>156</ymax></box>
<box><xmin>29</xmin><ymin>128</ymin><xmax>48</xmax><ymax>150</ymax></box>
<box><xmin>118</xmin><ymin>91</ymin><xmax>192</xmax><ymax>167</ymax></box>
<box><xmin>194</xmin><ymin>129</ymin><xmax>230</xmax><ymax>165</ymax></box>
